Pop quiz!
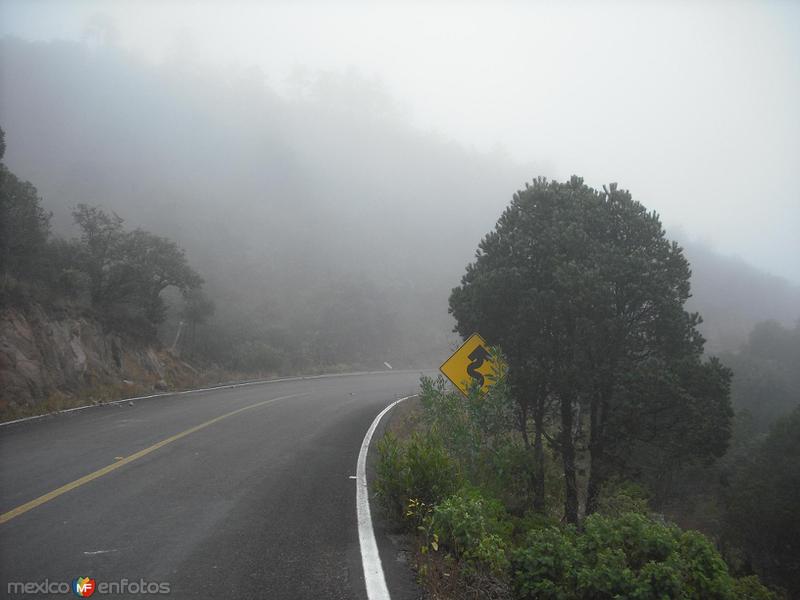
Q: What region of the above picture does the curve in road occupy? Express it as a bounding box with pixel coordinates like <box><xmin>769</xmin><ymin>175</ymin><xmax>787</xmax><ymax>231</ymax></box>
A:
<box><xmin>0</xmin><ymin>370</ymin><xmax>425</xmax><ymax>599</ymax></box>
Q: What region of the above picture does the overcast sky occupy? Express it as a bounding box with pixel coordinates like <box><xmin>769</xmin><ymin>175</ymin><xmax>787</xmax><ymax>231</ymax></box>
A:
<box><xmin>2</xmin><ymin>0</ymin><xmax>798</xmax><ymax>283</ymax></box>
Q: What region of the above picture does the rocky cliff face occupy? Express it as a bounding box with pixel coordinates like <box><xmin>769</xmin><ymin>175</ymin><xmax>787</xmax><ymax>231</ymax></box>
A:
<box><xmin>0</xmin><ymin>304</ymin><xmax>199</xmax><ymax>415</ymax></box>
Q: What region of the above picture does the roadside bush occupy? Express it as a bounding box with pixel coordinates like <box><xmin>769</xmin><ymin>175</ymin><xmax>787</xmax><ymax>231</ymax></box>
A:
<box><xmin>512</xmin><ymin>524</ymin><xmax>580</xmax><ymax>599</ymax></box>
<box><xmin>431</xmin><ymin>489</ymin><xmax>513</xmax><ymax>575</ymax></box>
<box><xmin>473</xmin><ymin>437</ymin><xmax>539</xmax><ymax>517</ymax></box>
<box><xmin>511</xmin><ymin>513</ymin><xmax>777</xmax><ymax>600</ymax></box>
<box><xmin>418</xmin><ymin>374</ymin><xmax>542</xmax><ymax>515</ymax></box>
<box><xmin>373</xmin><ymin>430</ymin><xmax>462</xmax><ymax>525</ymax></box>
<box><xmin>404</xmin><ymin>431</ymin><xmax>462</xmax><ymax>507</ymax></box>
<box><xmin>419</xmin><ymin>374</ymin><xmax>516</xmax><ymax>469</ymax></box>
<box><xmin>379</xmin><ymin>373</ymin><xmax>778</xmax><ymax>599</ymax></box>
<box><xmin>374</xmin><ymin>433</ymin><xmax>407</xmax><ymax>522</ymax></box>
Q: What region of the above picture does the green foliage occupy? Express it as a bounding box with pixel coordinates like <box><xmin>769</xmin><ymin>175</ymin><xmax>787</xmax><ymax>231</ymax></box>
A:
<box><xmin>373</xmin><ymin>430</ymin><xmax>462</xmax><ymax>524</ymax></box>
<box><xmin>677</xmin><ymin>529</ymin><xmax>735</xmax><ymax>599</ymax></box>
<box><xmin>402</xmin><ymin>432</ymin><xmax>462</xmax><ymax>508</ymax></box>
<box><xmin>177</xmin><ymin>288</ymin><xmax>216</xmax><ymax>358</ymax></box>
<box><xmin>511</xmin><ymin>525</ymin><xmax>580</xmax><ymax>599</ymax></box>
<box><xmin>181</xmin><ymin>288</ymin><xmax>216</xmax><ymax>326</ymax></box>
<box><xmin>470</xmin><ymin>534</ymin><xmax>509</xmax><ymax>578</ymax></box>
<box><xmin>374</xmin><ymin>433</ymin><xmax>407</xmax><ymax>521</ymax></box>
<box><xmin>732</xmin><ymin>576</ymin><xmax>780</xmax><ymax>600</ymax></box>
<box><xmin>594</xmin><ymin>479</ymin><xmax>650</xmax><ymax>517</ymax></box>
<box><xmin>448</xmin><ymin>176</ymin><xmax>734</xmax><ymax>521</ymax></box>
<box><xmin>724</xmin><ymin>405</ymin><xmax>800</xmax><ymax>596</ymax></box>
<box><xmin>511</xmin><ymin>513</ymin><xmax>776</xmax><ymax>600</ymax></box>
<box><xmin>610</xmin><ymin>355</ymin><xmax>733</xmax><ymax>499</ymax></box>
<box><xmin>430</xmin><ymin>490</ymin><xmax>512</xmax><ymax>575</ymax></box>
<box><xmin>419</xmin><ymin>375</ymin><xmax>476</xmax><ymax>458</ymax></box>
<box><xmin>420</xmin><ymin>374</ymin><xmax>517</xmax><ymax>467</ymax></box>
<box><xmin>0</xmin><ymin>136</ymin><xmax>51</xmax><ymax>283</ymax></box>
<box><xmin>120</xmin><ymin>228</ymin><xmax>203</xmax><ymax>323</ymax></box>
<box><xmin>0</xmin><ymin>133</ymin><xmax>206</xmax><ymax>340</ymax></box>
<box><xmin>582</xmin><ymin>514</ymin><xmax>667</xmax><ymax>571</ymax></box>
<box><xmin>648</xmin><ymin>320</ymin><xmax>798</xmax><ymax>596</ymax></box>
<box><xmin>419</xmin><ymin>373</ymin><xmax>545</xmax><ymax>515</ymax></box>
<box><xmin>71</xmin><ymin>203</ymin><xmax>125</xmax><ymax>304</ymax></box>
<box><xmin>721</xmin><ymin>320</ymin><xmax>800</xmax><ymax>432</ymax></box>
<box><xmin>68</xmin><ymin>204</ymin><xmax>203</xmax><ymax>333</ymax></box>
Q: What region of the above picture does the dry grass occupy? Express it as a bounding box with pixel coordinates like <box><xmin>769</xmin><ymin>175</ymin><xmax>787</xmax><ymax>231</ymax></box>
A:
<box><xmin>413</xmin><ymin>542</ymin><xmax>512</xmax><ymax>600</ymax></box>
<box><xmin>384</xmin><ymin>394</ymin><xmax>424</xmax><ymax>441</ymax></box>
<box><xmin>0</xmin><ymin>382</ymin><xmax>152</xmax><ymax>422</ymax></box>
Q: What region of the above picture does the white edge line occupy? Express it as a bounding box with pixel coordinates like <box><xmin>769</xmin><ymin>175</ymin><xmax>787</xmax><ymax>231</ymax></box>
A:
<box><xmin>1</xmin><ymin>369</ymin><xmax>426</xmax><ymax>428</ymax></box>
<box><xmin>357</xmin><ymin>393</ymin><xmax>416</xmax><ymax>600</ymax></box>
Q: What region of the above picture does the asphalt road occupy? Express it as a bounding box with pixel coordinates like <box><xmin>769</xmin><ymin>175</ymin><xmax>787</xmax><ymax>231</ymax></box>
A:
<box><xmin>0</xmin><ymin>371</ymin><xmax>426</xmax><ymax>599</ymax></box>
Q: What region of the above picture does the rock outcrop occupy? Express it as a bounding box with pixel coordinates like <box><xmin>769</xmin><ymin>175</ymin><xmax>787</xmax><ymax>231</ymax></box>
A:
<box><xmin>0</xmin><ymin>304</ymin><xmax>198</xmax><ymax>412</ymax></box>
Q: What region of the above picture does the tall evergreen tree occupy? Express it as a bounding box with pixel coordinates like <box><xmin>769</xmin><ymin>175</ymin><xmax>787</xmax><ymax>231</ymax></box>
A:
<box><xmin>0</xmin><ymin>127</ymin><xmax>51</xmax><ymax>283</ymax></box>
<box><xmin>450</xmin><ymin>176</ymin><xmax>732</xmax><ymax>522</ymax></box>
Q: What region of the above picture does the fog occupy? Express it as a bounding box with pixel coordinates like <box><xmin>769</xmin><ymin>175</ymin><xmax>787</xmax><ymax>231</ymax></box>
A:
<box><xmin>1</xmin><ymin>1</ymin><xmax>798</xmax><ymax>368</ymax></box>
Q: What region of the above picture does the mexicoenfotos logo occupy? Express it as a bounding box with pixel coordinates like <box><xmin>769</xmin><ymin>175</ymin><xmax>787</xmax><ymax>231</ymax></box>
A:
<box><xmin>7</xmin><ymin>576</ymin><xmax>170</xmax><ymax>596</ymax></box>
<box><xmin>72</xmin><ymin>577</ymin><xmax>96</xmax><ymax>597</ymax></box>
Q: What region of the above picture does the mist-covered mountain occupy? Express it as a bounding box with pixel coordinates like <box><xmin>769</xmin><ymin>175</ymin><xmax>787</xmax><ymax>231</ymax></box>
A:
<box><xmin>680</xmin><ymin>238</ymin><xmax>800</xmax><ymax>353</ymax></box>
<box><xmin>1</xmin><ymin>37</ymin><xmax>797</xmax><ymax>364</ymax></box>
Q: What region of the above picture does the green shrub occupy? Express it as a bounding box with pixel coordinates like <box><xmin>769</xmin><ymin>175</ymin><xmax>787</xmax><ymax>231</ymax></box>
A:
<box><xmin>511</xmin><ymin>513</ymin><xmax>777</xmax><ymax>600</ymax></box>
<box><xmin>418</xmin><ymin>374</ymin><xmax>545</xmax><ymax>514</ymax></box>
<box><xmin>724</xmin><ymin>406</ymin><xmax>800</xmax><ymax>597</ymax></box>
<box><xmin>473</xmin><ymin>437</ymin><xmax>540</xmax><ymax>516</ymax></box>
<box><xmin>470</xmin><ymin>533</ymin><xmax>510</xmax><ymax>577</ymax></box>
<box><xmin>595</xmin><ymin>479</ymin><xmax>650</xmax><ymax>517</ymax></box>
<box><xmin>373</xmin><ymin>430</ymin><xmax>461</xmax><ymax>526</ymax></box>
<box><xmin>511</xmin><ymin>525</ymin><xmax>580</xmax><ymax>599</ymax></box>
<box><xmin>419</xmin><ymin>375</ymin><xmax>476</xmax><ymax>460</ymax></box>
<box><xmin>510</xmin><ymin>512</ymin><xmax>560</xmax><ymax>543</ymax></box>
<box><xmin>430</xmin><ymin>489</ymin><xmax>512</xmax><ymax>575</ymax></box>
<box><xmin>581</xmin><ymin>513</ymin><xmax>677</xmax><ymax>571</ymax></box>
<box><xmin>675</xmin><ymin>529</ymin><xmax>734</xmax><ymax>599</ymax></box>
<box><xmin>373</xmin><ymin>433</ymin><xmax>407</xmax><ymax>521</ymax></box>
<box><xmin>403</xmin><ymin>432</ymin><xmax>462</xmax><ymax>507</ymax></box>
<box><xmin>631</xmin><ymin>559</ymin><xmax>683</xmax><ymax>598</ymax></box>
<box><xmin>419</xmin><ymin>375</ymin><xmax>516</xmax><ymax>465</ymax></box>
<box><xmin>732</xmin><ymin>575</ymin><xmax>779</xmax><ymax>600</ymax></box>
<box><xmin>575</xmin><ymin>546</ymin><xmax>636</xmax><ymax>598</ymax></box>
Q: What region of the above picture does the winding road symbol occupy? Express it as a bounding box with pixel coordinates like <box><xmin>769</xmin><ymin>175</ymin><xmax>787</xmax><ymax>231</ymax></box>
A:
<box><xmin>466</xmin><ymin>345</ymin><xmax>491</xmax><ymax>388</ymax></box>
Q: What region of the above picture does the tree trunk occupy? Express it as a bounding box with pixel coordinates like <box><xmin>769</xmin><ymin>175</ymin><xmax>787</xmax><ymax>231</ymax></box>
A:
<box><xmin>533</xmin><ymin>397</ymin><xmax>546</xmax><ymax>513</ymax></box>
<box><xmin>519</xmin><ymin>399</ymin><xmax>530</xmax><ymax>449</ymax></box>
<box><xmin>586</xmin><ymin>391</ymin><xmax>603</xmax><ymax>516</ymax></box>
<box><xmin>560</xmin><ymin>393</ymin><xmax>579</xmax><ymax>524</ymax></box>
<box><xmin>586</xmin><ymin>444</ymin><xmax>606</xmax><ymax>516</ymax></box>
<box><xmin>586</xmin><ymin>380</ymin><xmax>613</xmax><ymax>516</ymax></box>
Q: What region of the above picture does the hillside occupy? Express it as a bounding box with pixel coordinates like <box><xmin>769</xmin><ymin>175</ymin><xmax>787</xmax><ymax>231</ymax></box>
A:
<box><xmin>1</xmin><ymin>37</ymin><xmax>797</xmax><ymax>369</ymax></box>
<box><xmin>0</xmin><ymin>302</ymin><xmax>201</xmax><ymax>418</ymax></box>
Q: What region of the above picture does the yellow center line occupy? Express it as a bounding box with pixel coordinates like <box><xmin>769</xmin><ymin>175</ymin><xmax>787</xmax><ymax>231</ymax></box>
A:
<box><xmin>0</xmin><ymin>393</ymin><xmax>306</xmax><ymax>525</ymax></box>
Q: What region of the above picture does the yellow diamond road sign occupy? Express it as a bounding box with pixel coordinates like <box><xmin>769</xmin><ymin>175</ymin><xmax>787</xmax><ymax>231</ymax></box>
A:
<box><xmin>440</xmin><ymin>333</ymin><xmax>500</xmax><ymax>397</ymax></box>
